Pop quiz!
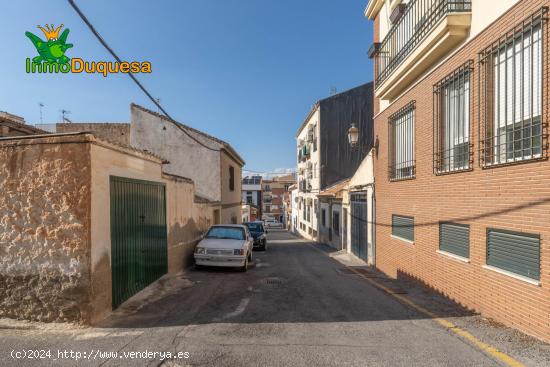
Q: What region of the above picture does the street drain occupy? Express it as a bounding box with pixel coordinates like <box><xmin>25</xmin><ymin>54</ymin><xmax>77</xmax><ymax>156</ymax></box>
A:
<box><xmin>263</xmin><ymin>277</ymin><xmax>285</xmax><ymax>286</ymax></box>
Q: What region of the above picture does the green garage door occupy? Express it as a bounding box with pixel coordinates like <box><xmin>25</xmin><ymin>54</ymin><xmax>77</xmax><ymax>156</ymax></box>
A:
<box><xmin>110</xmin><ymin>176</ymin><xmax>167</xmax><ymax>309</ymax></box>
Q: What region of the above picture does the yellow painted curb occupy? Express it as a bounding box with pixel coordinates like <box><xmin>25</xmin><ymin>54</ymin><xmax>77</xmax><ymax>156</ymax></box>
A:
<box><xmin>309</xmin><ymin>244</ymin><xmax>526</xmax><ymax>367</ymax></box>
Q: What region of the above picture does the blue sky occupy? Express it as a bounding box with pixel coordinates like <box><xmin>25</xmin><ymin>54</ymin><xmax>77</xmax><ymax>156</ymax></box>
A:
<box><xmin>1</xmin><ymin>0</ymin><xmax>373</xmax><ymax>173</ymax></box>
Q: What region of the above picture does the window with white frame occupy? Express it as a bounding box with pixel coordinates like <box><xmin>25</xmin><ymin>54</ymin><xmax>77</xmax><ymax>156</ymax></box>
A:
<box><xmin>389</xmin><ymin>102</ymin><xmax>415</xmax><ymax>181</ymax></box>
<box><xmin>479</xmin><ymin>9</ymin><xmax>546</xmax><ymax>166</ymax></box>
<box><xmin>434</xmin><ymin>61</ymin><xmax>472</xmax><ymax>173</ymax></box>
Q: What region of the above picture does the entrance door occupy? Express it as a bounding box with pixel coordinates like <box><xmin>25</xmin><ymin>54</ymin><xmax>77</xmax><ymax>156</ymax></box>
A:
<box><xmin>351</xmin><ymin>192</ymin><xmax>368</xmax><ymax>261</ymax></box>
<box><xmin>110</xmin><ymin>176</ymin><xmax>167</xmax><ymax>309</ymax></box>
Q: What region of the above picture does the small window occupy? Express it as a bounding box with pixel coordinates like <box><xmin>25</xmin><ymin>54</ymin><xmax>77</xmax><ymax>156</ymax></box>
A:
<box><xmin>321</xmin><ymin>209</ymin><xmax>326</xmax><ymax>227</ymax></box>
<box><xmin>487</xmin><ymin>228</ymin><xmax>540</xmax><ymax>280</ymax></box>
<box><xmin>333</xmin><ymin>212</ymin><xmax>340</xmax><ymax>236</ymax></box>
<box><xmin>389</xmin><ymin>102</ymin><xmax>415</xmax><ymax>181</ymax></box>
<box><xmin>229</xmin><ymin>166</ymin><xmax>235</xmax><ymax>191</ymax></box>
<box><xmin>392</xmin><ymin>215</ymin><xmax>414</xmax><ymax>242</ymax></box>
<box><xmin>439</xmin><ymin>222</ymin><xmax>470</xmax><ymax>258</ymax></box>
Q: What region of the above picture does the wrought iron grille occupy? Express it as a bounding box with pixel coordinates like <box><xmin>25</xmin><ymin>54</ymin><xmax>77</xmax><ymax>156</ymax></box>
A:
<box><xmin>375</xmin><ymin>0</ymin><xmax>472</xmax><ymax>87</ymax></box>
<box><xmin>433</xmin><ymin>61</ymin><xmax>473</xmax><ymax>174</ymax></box>
<box><xmin>478</xmin><ymin>7</ymin><xmax>548</xmax><ymax>167</ymax></box>
<box><xmin>389</xmin><ymin>101</ymin><xmax>416</xmax><ymax>181</ymax></box>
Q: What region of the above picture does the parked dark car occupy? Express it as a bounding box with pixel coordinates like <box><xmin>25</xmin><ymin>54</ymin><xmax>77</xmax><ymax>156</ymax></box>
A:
<box><xmin>244</xmin><ymin>221</ymin><xmax>267</xmax><ymax>251</ymax></box>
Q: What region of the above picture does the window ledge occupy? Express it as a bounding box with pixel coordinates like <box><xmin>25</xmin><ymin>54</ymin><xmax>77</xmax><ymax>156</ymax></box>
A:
<box><xmin>437</xmin><ymin>250</ymin><xmax>470</xmax><ymax>263</ymax></box>
<box><xmin>391</xmin><ymin>235</ymin><xmax>414</xmax><ymax>245</ymax></box>
<box><xmin>389</xmin><ymin>176</ymin><xmax>416</xmax><ymax>183</ymax></box>
<box><xmin>482</xmin><ymin>265</ymin><xmax>541</xmax><ymax>286</ymax></box>
<box><xmin>481</xmin><ymin>155</ymin><xmax>547</xmax><ymax>169</ymax></box>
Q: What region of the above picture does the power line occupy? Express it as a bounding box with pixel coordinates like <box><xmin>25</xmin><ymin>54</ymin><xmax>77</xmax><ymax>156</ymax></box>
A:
<box><xmin>67</xmin><ymin>0</ymin><xmax>220</xmax><ymax>152</ymax></box>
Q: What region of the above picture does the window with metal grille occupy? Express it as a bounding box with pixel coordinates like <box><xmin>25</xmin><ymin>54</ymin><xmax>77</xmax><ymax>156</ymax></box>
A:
<box><xmin>389</xmin><ymin>102</ymin><xmax>415</xmax><ymax>181</ymax></box>
<box><xmin>392</xmin><ymin>215</ymin><xmax>414</xmax><ymax>242</ymax></box>
<box><xmin>434</xmin><ymin>61</ymin><xmax>473</xmax><ymax>174</ymax></box>
<box><xmin>439</xmin><ymin>222</ymin><xmax>470</xmax><ymax>258</ymax></box>
<box><xmin>333</xmin><ymin>211</ymin><xmax>340</xmax><ymax>236</ymax></box>
<box><xmin>487</xmin><ymin>228</ymin><xmax>540</xmax><ymax>280</ymax></box>
<box><xmin>478</xmin><ymin>8</ymin><xmax>548</xmax><ymax>167</ymax></box>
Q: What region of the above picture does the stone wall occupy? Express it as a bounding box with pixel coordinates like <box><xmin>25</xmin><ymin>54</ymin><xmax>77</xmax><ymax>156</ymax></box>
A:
<box><xmin>0</xmin><ymin>135</ymin><xmax>92</xmax><ymax>322</ymax></box>
<box><xmin>56</xmin><ymin>123</ymin><xmax>130</xmax><ymax>146</ymax></box>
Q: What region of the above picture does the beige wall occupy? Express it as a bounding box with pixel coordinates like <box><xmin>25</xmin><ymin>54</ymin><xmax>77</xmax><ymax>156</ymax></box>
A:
<box><xmin>163</xmin><ymin>174</ymin><xmax>214</xmax><ymax>273</ymax></box>
<box><xmin>89</xmin><ymin>139</ymin><xmax>165</xmax><ymax>323</ymax></box>
<box><xmin>220</xmin><ymin>150</ymin><xmax>242</xmax><ymax>224</ymax></box>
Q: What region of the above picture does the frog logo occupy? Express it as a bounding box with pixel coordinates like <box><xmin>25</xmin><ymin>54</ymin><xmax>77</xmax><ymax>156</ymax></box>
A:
<box><xmin>25</xmin><ymin>24</ymin><xmax>73</xmax><ymax>65</ymax></box>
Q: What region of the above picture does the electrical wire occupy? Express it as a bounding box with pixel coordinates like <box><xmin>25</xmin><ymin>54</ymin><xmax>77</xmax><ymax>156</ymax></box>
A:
<box><xmin>67</xmin><ymin>0</ymin><xmax>220</xmax><ymax>152</ymax></box>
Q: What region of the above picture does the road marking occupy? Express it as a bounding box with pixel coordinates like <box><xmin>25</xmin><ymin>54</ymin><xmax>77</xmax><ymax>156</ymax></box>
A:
<box><xmin>307</xmin><ymin>243</ymin><xmax>526</xmax><ymax>367</ymax></box>
<box><xmin>214</xmin><ymin>297</ymin><xmax>250</xmax><ymax>322</ymax></box>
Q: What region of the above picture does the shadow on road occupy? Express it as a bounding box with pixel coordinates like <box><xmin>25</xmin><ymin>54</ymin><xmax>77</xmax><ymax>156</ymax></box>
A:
<box><xmin>96</xmin><ymin>231</ymin><xmax>476</xmax><ymax>329</ymax></box>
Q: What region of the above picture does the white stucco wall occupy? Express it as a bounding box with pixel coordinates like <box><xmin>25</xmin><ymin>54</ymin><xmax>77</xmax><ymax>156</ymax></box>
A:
<box><xmin>377</xmin><ymin>0</ymin><xmax>519</xmax><ymax>41</ymax></box>
<box><xmin>296</xmin><ymin>107</ymin><xmax>321</xmax><ymax>240</ymax></box>
<box><xmin>375</xmin><ymin>0</ymin><xmax>520</xmax><ymax>114</ymax></box>
<box><xmin>342</xmin><ymin>151</ymin><xmax>375</xmax><ymax>265</ymax></box>
<box><xmin>130</xmin><ymin>105</ymin><xmax>222</xmax><ymax>202</ymax></box>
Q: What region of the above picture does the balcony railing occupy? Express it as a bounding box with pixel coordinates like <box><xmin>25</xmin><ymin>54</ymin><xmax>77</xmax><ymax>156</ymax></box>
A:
<box><xmin>374</xmin><ymin>0</ymin><xmax>471</xmax><ymax>87</ymax></box>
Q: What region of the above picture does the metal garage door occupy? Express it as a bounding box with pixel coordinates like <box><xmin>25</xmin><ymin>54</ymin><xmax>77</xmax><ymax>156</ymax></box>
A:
<box><xmin>351</xmin><ymin>192</ymin><xmax>368</xmax><ymax>261</ymax></box>
<box><xmin>110</xmin><ymin>176</ymin><xmax>167</xmax><ymax>309</ymax></box>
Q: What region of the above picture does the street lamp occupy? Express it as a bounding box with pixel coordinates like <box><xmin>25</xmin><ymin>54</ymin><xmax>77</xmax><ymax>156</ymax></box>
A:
<box><xmin>347</xmin><ymin>123</ymin><xmax>359</xmax><ymax>148</ymax></box>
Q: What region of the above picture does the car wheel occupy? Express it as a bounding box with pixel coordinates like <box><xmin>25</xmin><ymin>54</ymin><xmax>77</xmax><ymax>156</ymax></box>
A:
<box><xmin>261</xmin><ymin>240</ymin><xmax>267</xmax><ymax>251</ymax></box>
<box><xmin>248</xmin><ymin>251</ymin><xmax>252</xmax><ymax>262</ymax></box>
<box><xmin>195</xmin><ymin>264</ymin><xmax>203</xmax><ymax>270</ymax></box>
<box><xmin>240</xmin><ymin>257</ymin><xmax>248</xmax><ymax>272</ymax></box>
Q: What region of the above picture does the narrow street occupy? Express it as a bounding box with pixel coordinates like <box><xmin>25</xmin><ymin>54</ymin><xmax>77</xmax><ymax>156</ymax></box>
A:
<box><xmin>3</xmin><ymin>230</ymin><xmax>548</xmax><ymax>367</ymax></box>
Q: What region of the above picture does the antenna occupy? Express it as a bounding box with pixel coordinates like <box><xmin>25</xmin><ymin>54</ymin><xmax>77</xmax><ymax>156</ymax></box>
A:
<box><xmin>39</xmin><ymin>103</ymin><xmax>44</xmax><ymax>124</ymax></box>
<box><xmin>60</xmin><ymin>109</ymin><xmax>72</xmax><ymax>123</ymax></box>
<box><xmin>330</xmin><ymin>86</ymin><xmax>338</xmax><ymax>96</ymax></box>
<box><xmin>155</xmin><ymin>98</ymin><xmax>161</xmax><ymax>114</ymax></box>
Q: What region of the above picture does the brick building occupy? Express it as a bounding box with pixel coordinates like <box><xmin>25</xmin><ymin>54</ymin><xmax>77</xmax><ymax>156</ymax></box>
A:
<box><xmin>367</xmin><ymin>0</ymin><xmax>549</xmax><ymax>341</ymax></box>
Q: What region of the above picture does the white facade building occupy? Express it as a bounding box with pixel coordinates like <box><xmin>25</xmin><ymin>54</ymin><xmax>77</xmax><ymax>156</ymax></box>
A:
<box><xmin>295</xmin><ymin>106</ymin><xmax>320</xmax><ymax>240</ymax></box>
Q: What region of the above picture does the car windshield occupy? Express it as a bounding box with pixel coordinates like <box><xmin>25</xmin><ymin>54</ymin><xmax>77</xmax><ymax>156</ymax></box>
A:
<box><xmin>205</xmin><ymin>227</ymin><xmax>245</xmax><ymax>240</ymax></box>
<box><xmin>245</xmin><ymin>223</ymin><xmax>264</xmax><ymax>232</ymax></box>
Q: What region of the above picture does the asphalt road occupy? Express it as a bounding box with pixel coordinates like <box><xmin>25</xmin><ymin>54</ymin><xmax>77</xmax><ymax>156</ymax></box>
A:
<box><xmin>0</xmin><ymin>230</ymin><xmax>529</xmax><ymax>366</ymax></box>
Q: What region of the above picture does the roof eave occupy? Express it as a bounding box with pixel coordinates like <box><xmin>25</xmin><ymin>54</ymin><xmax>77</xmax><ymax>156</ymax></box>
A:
<box><xmin>365</xmin><ymin>0</ymin><xmax>384</xmax><ymax>20</ymax></box>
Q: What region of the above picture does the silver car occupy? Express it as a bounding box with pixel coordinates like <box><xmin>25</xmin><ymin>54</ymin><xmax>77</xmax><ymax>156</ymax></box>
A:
<box><xmin>194</xmin><ymin>224</ymin><xmax>254</xmax><ymax>272</ymax></box>
<box><xmin>263</xmin><ymin>218</ymin><xmax>283</xmax><ymax>229</ymax></box>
